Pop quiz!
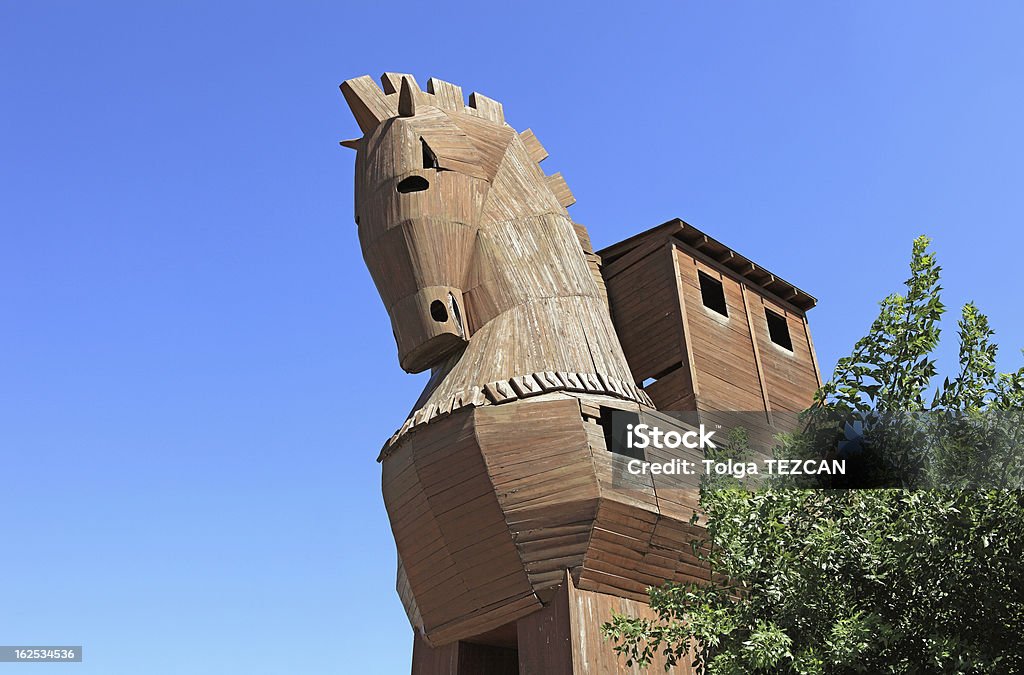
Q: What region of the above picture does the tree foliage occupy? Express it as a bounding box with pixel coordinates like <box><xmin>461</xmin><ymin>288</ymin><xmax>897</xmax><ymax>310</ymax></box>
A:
<box><xmin>602</xmin><ymin>237</ymin><xmax>1024</xmax><ymax>674</ymax></box>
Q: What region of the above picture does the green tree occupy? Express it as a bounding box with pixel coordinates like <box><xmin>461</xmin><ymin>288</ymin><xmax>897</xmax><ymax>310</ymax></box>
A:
<box><xmin>602</xmin><ymin>237</ymin><xmax>1024</xmax><ymax>674</ymax></box>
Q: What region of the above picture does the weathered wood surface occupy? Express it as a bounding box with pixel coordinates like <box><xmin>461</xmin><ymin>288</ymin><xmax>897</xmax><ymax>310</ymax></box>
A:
<box><xmin>412</xmin><ymin>634</ymin><xmax>518</xmax><ymax>675</ymax></box>
<box><xmin>518</xmin><ymin>572</ymin><xmax>695</xmax><ymax>674</ymax></box>
<box><xmin>601</xmin><ymin>218</ymin><xmax>816</xmax><ymax>312</ymax></box>
<box><xmin>340</xmin><ymin>74</ymin><xmax>819</xmax><ymax>671</ymax></box>
<box><xmin>384</xmin><ymin>396</ymin><xmax>710</xmax><ymax>646</ymax></box>
<box><xmin>339</xmin><ymin>72</ymin><xmax>693</xmax><ymax>648</ymax></box>
<box><xmin>600</xmin><ymin>221</ymin><xmax>820</xmax><ymax>443</ymax></box>
<box><xmin>382</xmin><ymin>369</ymin><xmax>651</xmax><ymax>453</ymax></box>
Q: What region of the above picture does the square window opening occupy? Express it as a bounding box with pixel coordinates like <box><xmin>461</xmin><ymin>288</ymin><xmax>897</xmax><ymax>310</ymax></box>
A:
<box><xmin>698</xmin><ymin>271</ymin><xmax>728</xmax><ymax>317</ymax></box>
<box><xmin>765</xmin><ymin>308</ymin><xmax>793</xmax><ymax>351</ymax></box>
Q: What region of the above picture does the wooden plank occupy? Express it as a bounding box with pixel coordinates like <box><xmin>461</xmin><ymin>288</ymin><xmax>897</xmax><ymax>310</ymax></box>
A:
<box><xmin>469</xmin><ymin>91</ymin><xmax>504</xmax><ymax>123</ymax></box>
<box><xmin>804</xmin><ymin>314</ymin><xmax>822</xmax><ymax>387</ymax></box>
<box><xmin>604</xmin><ymin>247</ymin><xmax>685</xmax><ymax>383</ymax></box>
<box><xmin>741</xmin><ymin>283</ymin><xmax>774</xmax><ymax>425</ymax></box>
<box><xmin>602</xmin><ymin>232</ymin><xmax>675</xmax><ymax>280</ymax></box>
<box><xmin>519</xmin><ymin>128</ymin><xmax>548</xmax><ymax>164</ymax></box>
<box><xmin>339</xmin><ymin>75</ymin><xmax>396</xmax><ymax>133</ymax></box>
<box><xmin>517</xmin><ymin>574</ymin><xmax>576</xmax><ymax>674</ymax></box>
<box><xmin>669</xmin><ymin>243</ymin><xmax>700</xmax><ymax>398</ymax></box>
<box><xmin>412</xmin><ymin>633</ymin><xmax>458</xmax><ymax>674</ymax></box>
<box><xmin>677</xmin><ymin>235</ymin><xmax>812</xmax><ymax>315</ymax></box>
<box><xmin>518</xmin><ymin>572</ymin><xmax>694</xmax><ymax>674</ymax></box>
<box><xmin>427</xmin><ymin>77</ymin><xmax>464</xmax><ymax>111</ymax></box>
<box><xmin>429</xmin><ymin>591</ymin><xmax>541</xmax><ymax>647</ymax></box>
<box><xmin>380</xmin><ymin>71</ymin><xmax>420</xmax><ymax>94</ymax></box>
<box><xmin>546</xmin><ymin>172</ymin><xmax>575</xmax><ymax>208</ymax></box>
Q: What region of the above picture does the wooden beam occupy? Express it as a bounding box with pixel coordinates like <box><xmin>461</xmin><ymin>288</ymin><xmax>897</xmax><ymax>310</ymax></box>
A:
<box><xmin>519</xmin><ymin>129</ymin><xmax>548</xmax><ymax>164</ymax></box>
<box><xmin>340</xmin><ymin>75</ymin><xmax>397</xmax><ymax>134</ymax></box>
<box><xmin>547</xmin><ymin>172</ymin><xmax>575</xmax><ymax>208</ymax></box>
<box><xmin>469</xmin><ymin>91</ymin><xmax>504</xmax><ymax>124</ymax></box>
<box><xmin>741</xmin><ymin>284</ymin><xmax>773</xmax><ymax>426</ymax></box>
<box><xmin>380</xmin><ymin>72</ymin><xmax>420</xmax><ymax>94</ymax></box>
<box><xmin>673</xmin><ymin>242</ymin><xmax>810</xmax><ymax>316</ymax></box>
<box><xmin>602</xmin><ymin>220</ymin><xmax>817</xmax><ymax>311</ymax></box>
<box><xmin>804</xmin><ymin>315</ymin><xmax>823</xmax><ymax>387</ymax></box>
<box><xmin>601</xmin><ymin>234</ymin><xmax>670</xmax><ymax>280</ymax></box>
<box><xmin>669</xmin><ymin>242</ymin><xmax>700</xmax><ymax>400</ymax></box>
<box><xmin>427</xmin><ymin>77</ymin><xmax>464</xmax><ymax>111</ymax></box>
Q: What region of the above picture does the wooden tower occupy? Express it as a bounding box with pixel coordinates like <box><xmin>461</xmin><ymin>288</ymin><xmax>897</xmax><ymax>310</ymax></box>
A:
<box><xmin>600</xmin><ymin>218</ymin><xmax>821</xmax><ymax>442</ymax></box>
<box><xmin>339</xmin><ymin>74</ymin><xmax>819</xmax><ymax>674</ymax></box>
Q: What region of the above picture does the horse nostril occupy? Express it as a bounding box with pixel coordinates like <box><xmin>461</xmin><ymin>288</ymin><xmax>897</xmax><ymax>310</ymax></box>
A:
<box><xmin>429</xmin><ymin>300</ymin><xmax>448</xmax><ymax>322</ymax></box>
<box><xmin>397</xmin><ymin>176</ymin><xmax>430</xmax><ymax>194</ymax></box>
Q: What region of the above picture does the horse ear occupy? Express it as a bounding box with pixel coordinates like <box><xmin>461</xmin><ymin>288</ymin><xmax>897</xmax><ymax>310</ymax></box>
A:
<box><xmin>340</xmin><ymin>75</ymin><xmax>397</xmax><ymax>134</ymax></box>
<box><xmin>398</xmin><ymin>76</ymin><xmax>416</xmax><ymax>117</ymax></box>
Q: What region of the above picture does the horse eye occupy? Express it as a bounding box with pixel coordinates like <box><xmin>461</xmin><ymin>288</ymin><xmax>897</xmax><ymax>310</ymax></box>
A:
<box><xmin>397</xmin><ymin>176</ymin><xmax>430</xmax><ymax>193</ymax></box>
<box><xmin>421</xmin><ymin>139</ymin><xmax>438</xmax><ymax>169</ymax></box>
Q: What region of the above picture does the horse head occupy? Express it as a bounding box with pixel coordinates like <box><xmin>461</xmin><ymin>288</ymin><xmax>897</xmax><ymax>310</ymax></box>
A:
<box><xmin>340</xmin><ymin>73</ymin><xmax>580</xmax><ymax>374</ymax></box>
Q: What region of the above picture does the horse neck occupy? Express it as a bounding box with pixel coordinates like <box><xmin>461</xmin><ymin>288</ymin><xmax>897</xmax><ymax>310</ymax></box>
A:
<box><xmin>410</xmin><ymin>210</ymin><xmax>636</xmax><ymax>412</ymax></box>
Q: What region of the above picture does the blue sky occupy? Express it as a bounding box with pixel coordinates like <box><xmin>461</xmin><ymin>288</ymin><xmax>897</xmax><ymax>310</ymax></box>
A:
<box><xmin>2</xmin><ymin>2</ymin><xmax>1023</xmax><ymax>673</ymax></box>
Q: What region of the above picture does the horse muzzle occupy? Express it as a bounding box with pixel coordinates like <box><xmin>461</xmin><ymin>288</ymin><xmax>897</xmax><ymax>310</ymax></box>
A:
<box><xmin>390</xmin><ymin>286</ymin><xmax>469</xmax><ymax>373</ymax></box>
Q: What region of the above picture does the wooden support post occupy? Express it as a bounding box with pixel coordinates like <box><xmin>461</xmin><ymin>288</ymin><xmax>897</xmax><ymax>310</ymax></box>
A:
<box><xmin>804</xmin><ymin>315</ymin><xmax>823</xmax><ymax>387</ymax></box>
<box><xmin>669</xmin><ymin>242</ymin><xmax>700</xmax><ymax>400</ymax></box>
<box><xmin>407</xmin><ymin>572</ymin><xmax>697</xmax><ymax>673</ymax></box>
<box><xmin>412</xmin><ymin>634</ymin><xmax>518</xmax><ymax>675</ymax></box>
<box><xmin>516</xmin><ymin>572</ymin><xmax>692</xmax><ymax>674</ymax></box>
<box><xmin>741</xmin><ymin>283</ymin><xmax>774</xmax><ymax>427</ymax></box>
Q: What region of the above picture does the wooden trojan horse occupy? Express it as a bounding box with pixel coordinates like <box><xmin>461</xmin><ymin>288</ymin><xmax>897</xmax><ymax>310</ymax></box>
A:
<box><xmin>339</xmin><ymin>72</ymin><xmax>820</xmax><ymax>674</ymax></box>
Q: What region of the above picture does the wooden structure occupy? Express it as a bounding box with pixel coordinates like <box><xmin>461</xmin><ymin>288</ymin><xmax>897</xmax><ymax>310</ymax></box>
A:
<box><xmin>339</xmin><ymin>73</ymin><xmax>819</xmax><ymax>674</ymax></box>
<box><xmin>600</xmin><ymin>219</ymin><xmax>820</xmax><ymax>443</ymax></box>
